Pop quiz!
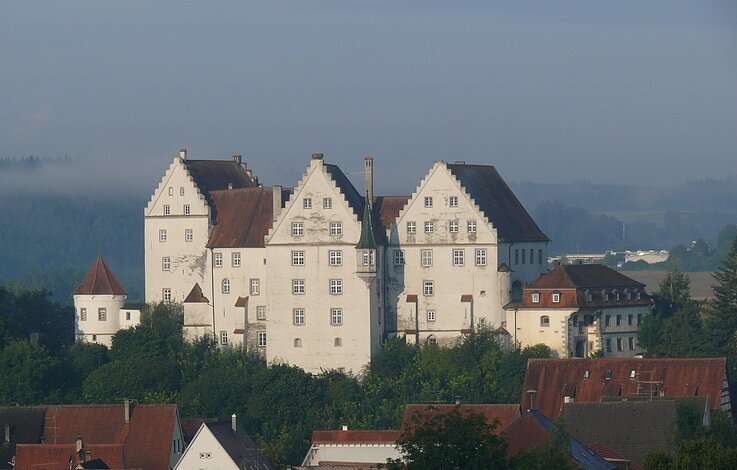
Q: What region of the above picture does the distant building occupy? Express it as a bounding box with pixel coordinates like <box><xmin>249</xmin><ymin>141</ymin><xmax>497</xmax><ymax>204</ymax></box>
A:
<box><xmin>505</xmin><ymin>264</ymin><xmax>651</xmax><ymax>358</ymax></box>
<box><xmin>73</xmin><ymin>256</ymin><xmax>142</xmax><ymax>347</ymax></box>
<box><xmin>300</xmin><ymin>429</ymin><xmax>402</xmax><ymax>468</ymax></box>
<box><xmin>623</xmin><ymin>250</ymin><xmax>669</xmax><ymax>264</ymax></box>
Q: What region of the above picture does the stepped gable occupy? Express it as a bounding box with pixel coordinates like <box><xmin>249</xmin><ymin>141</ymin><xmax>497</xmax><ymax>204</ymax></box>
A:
<box><xmin>207</xmin><ymin>187</ymin><xmax>285</xmax><ymax>248</ymax></box>
<box><xmin>401</xmin><ymin>404</ymin><xmax>520</xmax><ymax>435</ymax></box>
<box><xmin>521</xmin><ymin>357</ymin><xmax>730</xmax><ymax>419</ymax></box>
<box><xmin>529</xmin><ymin>264</ymin><xmax>645</xmax><ymax>290</ymax></box>
<box><xmin>324</xmin><ymin>163</ymin><xmax>364</xmax><ymax>218</ymax></box>
<box><xmin>446</xmin><ymin>163</ymin><xmax>549</xmax><ymax>242</ymax></box>
<box><xmin>73</xmin><ymin>256</ymin><xmax>127</xmax><ymax>296</ymax></box>
<box><xmin>184</xmin><ymin>283</ymin><xmax>208</xmax><ymax>303</ymax></box>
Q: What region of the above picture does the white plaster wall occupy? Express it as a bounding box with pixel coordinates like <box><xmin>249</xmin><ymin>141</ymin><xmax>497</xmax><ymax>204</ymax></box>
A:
<box><xmin>73</xmin><ymin>294</ymin><xmax>126</xmax><ymax>347</ymax></box>
<box><xmin>303</xmin><ymin>443</ymin><xmax>402</xmax><ymax>466</ymax></box>
<box><xmin>510</xmin><ymin>307</ymin><xmax>576</xmax><ymax>357</ymax></box>
<box><xmin>184</xmin><ymin>302</ymin><xmax>214</xmax><ymax>341</ymax></box>
<box><xmin>598</xmin><ymin>305</ymin><xmax>650</xmax><ymax>357</ymax></box>
<box><xmin>498</xmin><ymin>241</ymin><xmax>549</xmax><ymax>289</ymax></box>
<box><xmin>174</xmin><ymin>425</ymin><xmax>237</xmax><ymax>470</ymax></box>
<box><xmin>118</xmin><ymin>309</ymin><xmax>141</xmax><ymax>330</ymax></box>
<box><xmin>145</xmin><ymin>157</ymin><xmax>211</xmax><ymax>303</ymax></box>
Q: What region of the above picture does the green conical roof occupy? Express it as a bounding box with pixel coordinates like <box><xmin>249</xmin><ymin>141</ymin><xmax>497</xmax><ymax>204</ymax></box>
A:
<box><xmin>356</xmin><ymin>195</ymin><xmax>378</xmax><ymax>250</ymax></box>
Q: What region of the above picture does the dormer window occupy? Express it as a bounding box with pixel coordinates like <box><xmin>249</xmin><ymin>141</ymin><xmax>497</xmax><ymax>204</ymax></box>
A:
<box><xmin>625</xmin><ymin>289</ymin><xmax>631</xmax><ymax>300</ymax></box>
<box><xmin>584</xmin><ymin>370</ymin><xmax>590</xmax><ymax>379</ymax></box>
<box><xmin>614</xmin><ymin>290</ymin><xmax>620</xmax><ymax>301</ymax></box>
<box><xmin>602</xmin><ymin>289</ymin><xmax>609</xmax><ymax>302</ymax></box>
<box><xmin>636</xmin><ymin>290</ymin><xmax>642</xmax><ymax>300</ymax></box>
<box><xmin>552</xmin><ymin>292</ymin><xmax>561</xmax><ymax>303</ymax></box>
<box><xmin>585</xmin><ymin>290</ymin><xmax>592</xmax><ymax>302</ymax></box>
<box><xmin>531</xmin><ymin>292</ymin><xmax>540</xmax><ymax>304</ymax></box>
<box><xmin>630</xmin><ymin>370</ymin><xmax>636</xmax><ymax>379</ymax></box>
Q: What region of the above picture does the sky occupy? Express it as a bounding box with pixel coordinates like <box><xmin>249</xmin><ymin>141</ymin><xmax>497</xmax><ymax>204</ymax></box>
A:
<box><xmin>1</xmin><ymin>1</ymin><xmax>736</xmax><ymax>196</ymax></box>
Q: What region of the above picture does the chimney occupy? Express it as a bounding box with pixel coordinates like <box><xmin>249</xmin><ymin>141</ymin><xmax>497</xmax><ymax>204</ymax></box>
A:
<box><xmin>272</xmin><ymin>185</ymin><xmax>283</xmax><ymax>222</ymax></box>
<box><xmin>124</xmin><ymin>399</ymin><xmax>131</xmax><ymax>424</ymax></box>
<box><xmin>4</xmin><ymin>423</ymin><xmax>9</xmax><ymax>443</ymax></box>
<box><xmin>455</xmin><ymin>160</ymin><xmax>466</xmax><ymax>165</ymax></box>
<box><xmin>341</xmin><ymin>425</ymin><xmax>348</xmax><ymax>431</ymax></box>
<box><xmin>233</xmin><ymin>155</ymin><xmax>242</xmax><ymax>165</ymax></box>
<box><xmin>231</xmin><ymin>413</ymin><xmax>237</xmax><ymax>432</ymax></box>
<box><xmin>311</xmin><ymin>153</ymin><xmax>323</xmax><ymax>160</ymax></box>
<box><xmin>364</xmin><ymin>156</ymin><xmax>374</xmax><ymax>204</ymax></box>
<box><xmin>179</xmin><ymin>148</ymin><xmax>187</xmax><ymax>160</ymax></box>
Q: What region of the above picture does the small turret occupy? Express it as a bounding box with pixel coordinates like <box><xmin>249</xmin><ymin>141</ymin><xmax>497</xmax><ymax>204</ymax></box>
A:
<box><xmin>356</xmin><ymin>195</ymin><xmax>378</xmax><ymax>284</ymax></box>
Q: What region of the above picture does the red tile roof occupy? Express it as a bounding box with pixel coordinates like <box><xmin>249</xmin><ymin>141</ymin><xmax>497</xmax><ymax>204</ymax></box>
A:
<box><xmin>586</xmin><ymin>442</ymin><xmax>630</xmax><ymax>462</ymax></box>
<box><xmin>529</xmin><ymin>265</ymin><xmax>645</xmax><ymax>290</ymax></box>
<box><xmin>207</xmin><ymin>187</ymin><xmax>278</xmax><ymax>248</ymax></box>
<box><xmin>16</xmin><ymin>443</ymin><xmax>124</xmax><ymax>469</ymax></box>
<box><xmin>503</xmin><ymin>411</ymin><xmax>550</xmax><ymax>456</ymax></box>
<box><xmin>73</xmin><ymin>256</ymin><xmax>127</xmax><ymax>296</ymax></box>
<box><xmin>374</xmin><ymin>196</ymin><xmax>409</xmax><ymax>228</ymax></box>
<box><xmin>183</xmin><ymin>283</ymin><xmax>208</xmax><ymax>303</ymax></box>
<box><xmin>41</xmin><ymin>404</ymin><xmax>178</xmax><ymax>470</ymax></box>
<box><xmin>311</xmin><ymin>430</ymin><xmax>400</xmax><ymax>445</ymax></box>
<box><xmin>234</xmin><ymin>296</ymin><xmax>249</xmax><ymax>307</ymax></box>
<box><xmin>401</xmin><ymin>404</ymin><xmax>520</xmax><ymax>435</ymax></box>
<box><xmin>521</xmin><ymin>358</ymin><xmax>730</xmax><ymax>419</ymax></box>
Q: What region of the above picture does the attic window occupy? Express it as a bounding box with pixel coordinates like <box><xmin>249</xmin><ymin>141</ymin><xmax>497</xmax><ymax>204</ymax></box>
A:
<box><xmin>424</xmin><ymin>196</ymin><xmax>433</xmax><ymax>208</ymax></box>
<box><xmin>449</xmin><ymin>196</ymin><xmax>458</xmax><ymax>207</ymax></box>
<box><xmin>303</xmin><ymin>198</ymin><xmax>312</xmax><ymax>209</ymax></box>
<box><xmin>636</xmin><ymin>290</ymin><xmax>642</xmax><ymax>300</ymax></box>
<box><xmin>585</xmin><ymin>290</ymin><xmax>592</xmax><ymax>302</ymax></box>
<box><xmin>531</xmin><ymin>292</ymin><xmax>540</xmax><ymax>303</ymax></box>
<box><xmin>584</xmin><ymin>370</ymin><xmax>590</xmax><ymax>378</ymax></box>
<box><xmin>552</xmin><ymin>292</ymin><xmax>560</xmax><ymax>303</ymax></box>
<box><xmin>602</xmin><ymin>289</ymin><xmax>609</xmax><ymax>302</ymax></box>
<box><xmin>630</xmin><ymin>370</ymin><xmax>636</xmax><ymax>378</ymax></box>
<box><xmin>605</xmin><ymin>370</ymin><xmax>612</xmax><ymax>380</ymax></box>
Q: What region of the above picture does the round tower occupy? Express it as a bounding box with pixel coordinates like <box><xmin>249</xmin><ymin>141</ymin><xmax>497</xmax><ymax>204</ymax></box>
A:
<box><xmin>72</xmin><ymin>256</ymin><xmax>127</xmax><ymax>347</ymax></box>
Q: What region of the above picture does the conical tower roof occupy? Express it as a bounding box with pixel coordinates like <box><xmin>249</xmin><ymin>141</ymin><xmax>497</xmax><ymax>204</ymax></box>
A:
<box><xmin>356</xmin><ymin>195</ymin><xmax>378</xmax><ymax>250</ymax></box>
<box><xmin>73</xmin><ymin>255</ymin><xmax>127</xmax><ymax>296</ymax></box>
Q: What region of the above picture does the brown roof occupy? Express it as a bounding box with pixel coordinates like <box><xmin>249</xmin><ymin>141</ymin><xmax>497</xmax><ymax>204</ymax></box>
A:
<box><xmin>183</xmin><ymin>283</ymin><xmax>208</xmax><ymax>303</ymax></box>
<box><xmin>16</xmin><ymin>443</ymin><xmax>125</xmax><ymax>469</ymax></box>
<box><xmin>73</xmin><ymin>256</ymin><xmax>127</xmax><ymax>296</ymax></box>
<box><xmin>312</xmin><ymin>429</ymin><xmax>400</xmax><ymax>445</ymax></box>
<box><xmin>521</xmin><ymin>358</ymin><xmax>729</xmax><ymax>419</ymax></box>
<box><xmin>401</xmin><ymin>404</ymin><xmax>520</xmax><ymax>435</ymax></box>
<box><xmin>446</xmin><ymin>163</ymin><xmax>549</xmax><ymax>242</ymax></box>
<box><xmin>586</xmin><ymin>443</ymin><xmax>631</xmax><ymax>463</ymax></box>
<box><xmin>183</xmin><ymin>159</ymin><xmax>257</xmax><ymax>198</ymax></box>
<box><xmin>207</xmin><ymin>187</ymin><xmax>278</xmax><ymax>248</ymax></box>
<box><xmin>180</xmin><ymin>417</ymin><xmax>216</xmax><ymax>444</ymax></box>
<box><xmin>529</xmin><ymin>265</ymin><xmax>646</xmax><ymax>290</ymax></box>
<box><xmin>503</xmin><ymin>411</ymin><xmax>550</xmax><ymax>456</ymax></box>
<box><xmin>41</xmin><ymin>404</ymin><xmax>178</xmax><ymax>470</ymax></box>
<box><xmin>234</xmin><ymin>296</ymin><xmax>249</xmax><ymax>307</ymax></box>
<box><xmin>373</xmin><ymin>196</ymin><xmax>409</xmax><ymax>228</ymax></box>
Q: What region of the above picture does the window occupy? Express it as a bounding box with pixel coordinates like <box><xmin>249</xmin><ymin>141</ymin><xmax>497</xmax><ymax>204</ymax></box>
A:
<box><xmin>183</xmin><ymin>204</ymin><xmax>190</xmax><ymax>215</ymax></box>
<box><xmin>467</xmin><ymin>220</ymin><xmax>477</xmax><ymax>233</ymax></box>
<box><xmin>630</xmin><ymin>369</ymin><xmax>637</xmax><ymax>378</ymax></box>
<box><xmin>162</xmin><ymin>257</ymin><xmax>171</xmax><ymax>271</ymax></box>
<box><xmin>606</xmin><ymin>338</ymin><xmax>612</xmax><ymax>352</ymax></box>
<box><xmin>250</xmin><ymin>279</ymin><xmax>260</xmax><ymax>296</ymax></box>
<box><xmin>626</xmin><ymin>290</ymin><xmax>632</xmax><ymax>300</ymax></box>
<box><xmin>163</xmin><ymin>288</ymin><xmax>171</xmax><ymax>302</ymax></box>
<box><xmin>475</xmin><ymin>249</ymin><xmax>487</xmax><ymax>266</ymax></box>
<box><xmin>424</xmin><ymin>196</ymin><xmax>433</xmax><ymax>208</ymax></box>
<box><xmin>407</xmin><ymin>221</ymin><xmax>416</xmax><ymax>234</ymax></box>
<box><xmin>330</xmin><ymin>279</ymin><xmax>343</xmax><ymax>295</ymax></box>
<box><xmin>532</xmin><ymin>292</ymin><xmax>540</xmax><ymax>303</ymax></box>
<box><xmin>232</xmin><ymin>252</ymin><xmax>241</xmax><ymax>267</ymax></box>
<box><xmin>323</xmin><ymin>197</ymin><xmax>332</xmax><ymax>209</ymax></box>
<box><xmin>125</xmin><ymin>311</ymin><xmax>131</xmax><ymax>321</ymax></box>
<box><xmin>164</xmin><ymin>204</ymin><xmax>171</xmax><ymax>215</ymax></box>
<box><xmin>393</xmin><ymin>250</ymin><xmax>405</xmax><ymax>265</ymax></box>
<box><xmin>214</xmin><ymin>253</ymin><xmax>223</xmax><ymax>268</ymax></box>
<box><xmin>538</xmin><ymin>249</ymin><xmax>543</xmax><ymax>264</ymax></box>
<box><xmin>453</xmin><ymin>249</ymin><xmax>464</xmax><ymax>266</ymax></box>
<box><xmin>180</xmin><ymin>187</ymin><xmax>185</xmax><ymax>196</ymax></box>
<box><xmin>449</xmin><ymin>220</ymin><xmax>459</xmax><ymax>233</ymax></box>
<box><xmin>616</xmin><ymin>314</ymin><xmax>622</xmax><ymax>326</ymax></box>
<box><xmin>98</xmin><ymin>308</ymin><xmax>107</xmax><ymax>321</ymax></box>
<box><xmin>222</xmin><ymin>278</ymin><xmax>230</xmax><ymax>294</ymax></box>
<box><xmin>449</xmin><ymin>196</ymin><xmax>458</xmax><ymax>207</ymax></box>
<box><xmin>552</xmin><ymin>292</ymin><xmax>560</xmax><ymax>303</ymax></box>
<box><xmin>603</xmin><ymin>290</ymin><xmax>609</xmax><ymax>302</ymax></box>
<box><xmin>303</xmin><ymin>197</ymin><xmax>312</xmax><ymax>209</ymax></box>
<box><xmin>168</xmin><ymin>187</ymin><xmax>174</xmax><ymax>196</ymax></box>
<box><xmin>423</xmin><ymin>281</ymin><xmax>435</xmax><ymax>296</ymax></box>
<box><xmin>530</xmin><ymin>249</ymin><xmax>534</xmax><ymax>265</ymax></box>
<box><xmin>292</xmin><ymin>279</ymin><xmax>305</xmax><ymax>295</ymax></box>
<box><xmin>292</xmin><ymin>222</ymin><xmax>304</xmax><ymax>237</ymax></box>
<box><xmin>628</xmin><ymin>314</ymin><xmax>633</xmax><ymax>326</ymax></box>
<box><xmin>636</xmin><ymin>290</ymin><xmax>642</xmax><ymax>300</ymax></box>
<box><xmin>605</xmin><ymin>315</ymin><xmax>611</xmax><ymax>327</ymax></box>
<box><xmin>421</xmin><ymin>249</ymin><xmax>433</xmax><ymax>267</ymax></box>
<box><xmin>293</xmin><ymin>308</ymin><xmax>305</xmax><ymax>325</ymax></box>
<box><xmin>617</xmin><ymin>338</ymin><xmax>623</xmax><ymax>351</ymax></box>
<box><xmin>424</xmin><ymin>221</ymin><xmax>434</xmax><ymax>233</ymax></box>
<box><xmin>92</xmin><ymin>334</ymin><xmax>97</xmax><ymax>342</ymax></box>
<box><xmin>329</xmin><ymin>250</ymin><xmax>343</xmax><ymax>266</ymax></box>
<box><xmin>159</xmin><ymin>229</ymin><xmax>167</xmax><ymax>242</ymax></box>
<box><xmin>628</xmin><ymin>337</ymin><xmax>635</xmax><ymax>350</ymax></box>
<box><xmin>334</xmin><ymin>337</ymin><xmax>342</xmax><ymax>347</ymax></box>
<box><xmin>330</xmin><ymin>222</ymin><xmax>343</xmax><ymax>236</ymax></box>
<box><xmin>220</xmin><ymin>331</ymin><xmax>228</xmax><ymax>345</ymax></box>
<box><xmin>185</xmin><ymin>229</ymin><xmax>193</xmax><ymax>242</ymax></box>
<box><xmin>427</xmin><ymin>310</ymin><xmax>436</xmax><ymax>322</ymax></box>
<box><xmin>584</xmin><ymin>370</ymin><xmax>590</xmax><ymax>378</ymax></box>
<box><xmin>585</xmin><ymin>290</ymin><xmax>592</xmax><ymax>302</ymax></box>
<box><xmin>331</xmin><ymin>308</ymin><xmax>343</xmax><ymax>325</ymax></box>
<box><xmin>522</xmin><ymin>249</ymin><xmax>526</xmax><ymax>264</ymax></box>
<box><xmin>428</xmin><ymin>336</ymin><xmax>438</xmax><ymax>346</ymax></box>
<box><xmin>515</xmin><ymin>249</ymin><xmax>520</xmax><ymax>265</ymax></box>
<box><xmin>257</xmin><ymin>331</ymin><xmax>267</xmax><ymax>347</ymax></box>
<box><xmin>540</xmin><ymin>316</ymin><xmax>550</xmax><ymax>327</ymax></box>
<box><xmin>615</xmin><ymin>291</ymin><xmax>621</xmax><ymax>301</ymax></box>
<box><xmin>294</xmin><ymin>338</ymin><xmax>302</xmax><ymax>348</ymax></box>
<box><xmin>256</xmin><ymin>306</ymin><xmax>266</xmax><ymax>320</ymax></box>
<box><xmin>80</xmin><ymin>308</ymin><xmax>87</xmax><ymax>321</ymax></box>
<box><xmin>637</xmin><ymin>314</ymin><xmax>643</xmax><ymax>326</ymax></box>
<box><xmin>287</xmin><ymin>251</ymin><xmax>303</xmax><ymax>268</ymax></box>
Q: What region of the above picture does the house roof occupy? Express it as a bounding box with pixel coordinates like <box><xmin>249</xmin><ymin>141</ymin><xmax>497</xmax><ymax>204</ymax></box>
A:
<box><xmin>325</xmin><ymin>163</ymin><xmax>364</xmax><ymax>219</ymax></box>
<box><xmin>73</xmin><ymin>256</ymin><xmax>127</xmax><ymax>296</ymax></box>
<box><xmin>520</xmin><ymin>358</ymin><xmax>729</xmax><ymax>419</ymax></box>
<box><xmin>311</xmin><ymin>430</ymin><xmax>401</xmax><ymax>445</ymax></box>
<box><xmin>208</xmin><ymin>187</ymin><xmax>290</xmax><ymax>248</ymax></box>
<box><xmin>183</xmin><ymin>283</ymin><xmax>208</xmax><ymax>303</ymax></box>
<box><xmin>400</xmin><ymin>404</ymin><xmax>520</xmax><ymax>435</ymax></box>
<box><xmin>183</xmin><ymin>159</ymin><xmax>257</xmax><ymax>198</ymax></box>
<box><xmin>356</xmin><ymin>197</ymin><xmax>378</xmax><ymax>250</ymax></box>
<box><xmin>204</xmin><ymin>421</ymin><xmax>274</xmax><ymax>470</ymax></box>
<box><xmin>180</xmin><ymin>417</ymin><xmax>216</xmax><ymax>444</ymax></box>
<box><xmin>0</xmin><ymin>406</ymin><xmax>45</xmax><ymax>469</ymax></box>
<box><xmin>15</xmin><ymin>443</ymin><xmax>124</xmax><ymax>470</ymax></box>
<box><xmin>528</xmin><ymin>264</ymin><xmax>646</xmax><ymax>290</ymax></box>
<box><xmin>41</xmin><ymin>404</ymin><xmax>178</xmax><ymax>470</ymax></box>
<box><xmin>562</xmin><ymin>400</ymin><xmax>681</xmax><ymax>465</ymax></box>
<box><xmin>373</xmin><ymin>196</ymin><xmax>409</xmax><ymax>229</ymax></box>
<box><xmin>446</xmin><ymin>163</ymin><xmax>549</xmax><ymax>242</ymax></box>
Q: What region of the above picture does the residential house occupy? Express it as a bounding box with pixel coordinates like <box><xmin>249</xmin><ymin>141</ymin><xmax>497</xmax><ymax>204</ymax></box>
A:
<box><xmin>0</xmin><ymin>407</ymin><xmax>44</xmax><ymax>469</ymax></box>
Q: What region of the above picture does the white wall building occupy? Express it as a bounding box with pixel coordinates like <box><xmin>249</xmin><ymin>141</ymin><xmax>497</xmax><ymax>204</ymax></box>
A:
<box><xmin>73</xmin><ymin>256</ymin><xmax>141</xmax><ymax>347</ymax></box>
<box><xmin>300</xmin><ymin>429</ymin><xmax>402</xmax><ymax>467</ymax></box>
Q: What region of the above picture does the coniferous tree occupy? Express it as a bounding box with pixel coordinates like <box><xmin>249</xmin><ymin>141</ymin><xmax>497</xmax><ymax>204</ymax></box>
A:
<box><xmin>703</xmin><ymin>234</ymin><xmax>737</xmax><ymax>369</ymax></box>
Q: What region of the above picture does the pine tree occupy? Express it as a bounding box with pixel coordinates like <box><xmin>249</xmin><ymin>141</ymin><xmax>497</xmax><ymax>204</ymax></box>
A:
<box><xmin>703</xmin><ymin>234</ymin><xmax>737</xmax><ymax>360</ymax></box>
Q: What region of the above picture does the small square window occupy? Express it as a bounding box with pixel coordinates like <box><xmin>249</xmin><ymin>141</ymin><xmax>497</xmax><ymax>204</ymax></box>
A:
<box><xmin>331</xmin><ymin>308</ymin><xmax>343</xmax><ymax>325</ymax></box>
<box><xmin>257</xmin><ymin>331</ymin><xmax>267</xmax><ymax>347</ymax></box>
<box><xmin>330</xmin><ymin>222</ymin><xmax>343</xmax><ymax>236</ymax></box>
<box><xmin>424</xmin><ymin>196</ymin><xmax>433</xmax><ymax>208</ymax></box>
<box><xmin>250</xmin><ymin>279</ymin><xmax>260</xmax><ymax>296</ymax></box>
<box><xmin>98</xmin><ymin>308</ymin><xmax>107</xmax><ymax>321</ymax></box>
<box><xmin>427</xmin><ymin>310</ymin><xmax>436</xmax><ymax>322</ymax></box>
<box><xmin>393</xmin><ymin>250</ymin><xmax>405</xmax><ymax>266</ymax></box>
<box><xmin>292</xmin><ymin>251</ymin><xmax>305</xmax><ymax>266</ymax></box>
<box><xmin>449</xmin><ymin>220</ymin><xmax>459</xmax><ymax>233</ymax></box>
<box><xmin>467</xmin><ymin>220</ymin><xmax>477</xmax><ymax>233</ymax></box>
<box><xmin>407</xmin><ymin>222</ymin><xmax>416</xmax><ymax>234</ymax></box>
<box><xmin>475</xmin><ymin>249</ymin><xmax>487</xmax><ymax>266</ymax></box>
<box><xmin>256</xmin><ymin>306</ymin><xmax>266</xmax><ymax>320</ymax></box>
<box><xmin>232</xmin><ymin>252</ymin><xmax>241</xmax><ymax>267</ymax></box>
<box><xmin>334</xmin><ymin>337</ymin><xmax>342</xmax><ymax>347</ymax></box>
<box><xmin>532</xmin><ymin>292</ymin><xmax>540</xmax><ymax>303</ymax></box>
<box><xmin>162</xmin><ymin>257</ymin><xmax>171</xmax><ymax>271</ymax></box>
<box><xmin>220</xmin><ymin>331</ymin><xmax>228</xmax><ymax>345</ymax></box>
<box><xmin>159</xmin><ymin>229</ymin><xmax>167</xmax><ymax>242</ymax></box>
<box><xmin>453</xmin><ymin>249</ymin><xmax>464</xmax><ymax>266</ymax></box>
<box><xmin>330</xmin><ymin>279</ymin><xmax>343</xmax><ymax>295</ymax></box>
<box><xmin>293</xmin><ymin>308</ymin><xmax>305</xmax><ymax>325</ymax></box>
<box><xmin>303</xmin><ymin>198</ymin><xmax>312</xmax><ymax>209</ymax></box>
<box><xmin>294</xmin><ymin>338</ymin><xmax>302</xmax><ymax>348</ymax></box>
<box><xmin>214</xmin><ymin>253</ymin><xmax>223</xmax><ymax>268</ymax></box>
<box><xmin>421</xmin><ymin>249</ymin><xmax>433</xmax><ymax>267</ymax></box>
<box><xmin>162</xmin><ymin>288</ymin><xmax>171</xmax><ymax>302</ymax></box>
<box><xmin>163</xmin><ymin>204</ymin><xmax>171</xmax><ymax>215</ymax></box>
<box><xmin>552</xmin><ymin>293</ymin><xmax>560</xmax><ymax>303</ymax></box>
<box><xmin>323</xmin><ymin>197</ymin><xmax>332</xmax><ymax>209</ymax></box>
<box><xmin>185</xmin><ymin>229</ymin><xmax>193</xmax><ymax>242</ymax></box>
<box><xmin>449</xmin><ymin>196</ymin><xmax>458</xmax><ymax>207</ymax></box>
<box><xmin>292</xmin><ymin>279</ymin><xmax>305</xmax><ymax>295</ymax></box>
<box><xmin>423</xmin><ymin>280</ymin><xmax>435</xmax><ymax>296</ymax></box>
<box><xmin>540</xmin><ymin>316</ymin><xmax>550</xmax><ymax>327</ymax></box>
<box><xmin>424</xmin><ymin>221</ymin><xmax>434</xmax><ymax>233</ymax></box>
<box><xmin>329</xmin><ymin>250</ymin><xmax>343</xmax><ymax>266</ymax></box>
<box><xmin>292</xmin><ymin>222</ymin><xmax>304</xmax><ymax>237</ymax></box>
<box><xmin>183</xmin><ymin>204</ymin><xmax>190</xmax><ymax>215</ymax></box>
